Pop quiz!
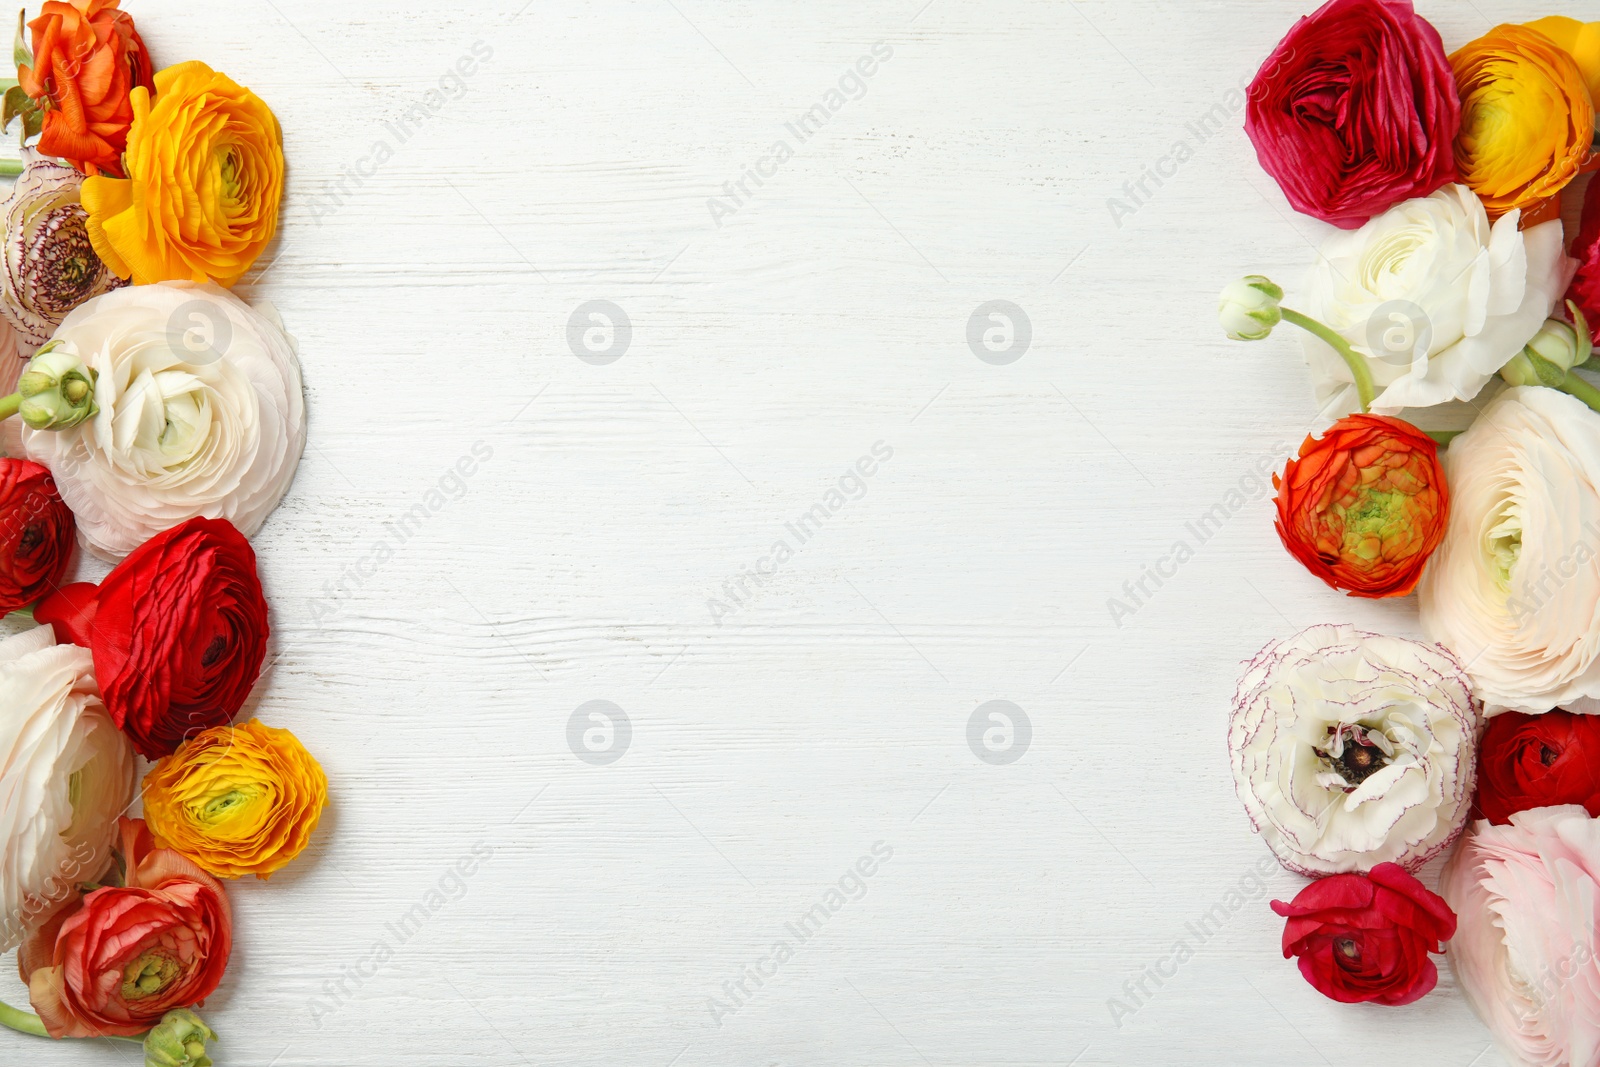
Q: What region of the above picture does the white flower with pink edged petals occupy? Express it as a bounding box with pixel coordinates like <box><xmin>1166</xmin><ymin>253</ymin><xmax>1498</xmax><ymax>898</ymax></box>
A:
<box><xmin>1441</xmin><ymin>806</ymin><xmax>1600</xmax><ymax>1067</ymax></box>
<box><xmin>1229</xmin><ymin>624</ymin><xmax>1479</xmax><ymax>876</ymax></box>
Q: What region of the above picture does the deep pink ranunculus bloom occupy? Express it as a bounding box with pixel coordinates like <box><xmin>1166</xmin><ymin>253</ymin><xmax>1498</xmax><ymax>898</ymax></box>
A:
<box><xmin>1245</xmin><ymin>0</ymin><xmax>1461</xmax><ymax>229</ymax></box>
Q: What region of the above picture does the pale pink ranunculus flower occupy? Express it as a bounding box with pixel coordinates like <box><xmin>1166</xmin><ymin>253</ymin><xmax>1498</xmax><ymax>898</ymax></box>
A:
<box><xmin>0</xmin><ymin>624</ymin><xmax>134</xmax><ymax>953</ymax></box>
<box><xmin>1441</xmin><ymin>806</ymin><xmax>1600</xmax><ymax>1067</ymax></box>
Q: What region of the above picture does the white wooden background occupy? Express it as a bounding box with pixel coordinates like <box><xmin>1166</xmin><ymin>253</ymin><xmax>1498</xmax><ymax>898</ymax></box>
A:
<box><xmin>1</xmin><ymin>0</ymin><xmax>1585</xmax><ymax>1064</ymax></box>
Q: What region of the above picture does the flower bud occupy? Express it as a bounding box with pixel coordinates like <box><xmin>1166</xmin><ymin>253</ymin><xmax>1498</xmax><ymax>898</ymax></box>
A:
<box><xmin>1500</xmin><ymin>351</ymin><xmax>1541</xmax><ymax>387</ymax></box>
<box><xmin>17</xmin><ymin>341</ymin><xmax>97</xmax><ymax>430</ymax></box>
<box><xmin>1525</xmin><ymin>315</ymin><xmax>1587</xmax><ymax>373</ymax></box>
<box><xmin>1219</xmin><ymin>275</ymin><xmax>1284</xmax><ymax>341</ymax></box>
<box><xmin>142</xmin><ymin>1009</ymin><xmax>216</xmax><ymax>1067</ymax></box>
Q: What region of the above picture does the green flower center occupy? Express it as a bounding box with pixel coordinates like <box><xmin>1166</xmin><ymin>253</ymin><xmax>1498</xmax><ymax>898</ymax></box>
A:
<box><xmin>121</xmin><ymin>950</ymin><xmax>181</xmax><ymax>1000</ymax></box>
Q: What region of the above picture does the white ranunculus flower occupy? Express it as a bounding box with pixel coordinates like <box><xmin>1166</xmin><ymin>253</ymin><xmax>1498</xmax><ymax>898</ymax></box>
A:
<box><xmin>1441</xmin><ymin>807</ymin><xmax>1600</xmax><ymax>1067</ymax></box>
<box><xmin>1301</xmin><ymin>183</ymin><xmax>1571</xmax><ymax>417</ymax></box>
<box><xmin>0</xmin><ymin>625</ymin><xmax>134</xmax><ymax>953</ymax></box>
<box><xmin>1228</xmin><ymin>624</ymin><xmax>1478</xmax><ymax>876</ymax></box>
<box><xmin>1419</xmin><ymin>386</ymin><xmax>1600</xmax><ymax>714</ymax></box>
<box><xmin>22</xmin><ymin>280</ymin><xmax>305</xmax><ymax>560</ymax></box>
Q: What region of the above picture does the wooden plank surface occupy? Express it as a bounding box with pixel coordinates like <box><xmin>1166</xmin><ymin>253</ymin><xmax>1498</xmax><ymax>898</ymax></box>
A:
<box><xmin>1</xmin><ymin>1</ymin><xmax>1565</xmax><ymax>1063</ymax></box>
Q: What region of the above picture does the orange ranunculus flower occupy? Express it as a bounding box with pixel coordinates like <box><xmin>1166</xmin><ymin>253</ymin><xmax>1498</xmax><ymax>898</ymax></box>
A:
<box><xmin>1525</xmin><ymin>16</ymin><xmax>1600</xmax><ymax>107</ymax></box>
<box><xmin>141</xmin><ymin>719</ymin><xmax>328</xmax><ymax>881</ymax></box>
<box><xmin>19</xmin><ymin>818</ymin><xmax>231</xmax><ymax>1039</ymax></box>
<box><xmin>16</xmin><ymin>0</ymin><xmax>154</xmax><ymax>179</ymax></box>
<box><xmin>82</xmin><ymin>61</ymin><xmax>284</xmax><ymax>287</ymax></box>
<box><xmin>1273</xmin><ymin>415</ymin><xmax>1449</xmax><ymax>599</ymax></box>
<box><xmin>1450</xmin><ymin>25</ymin><xmax>1594</xmax><ymax>223</ymax></box>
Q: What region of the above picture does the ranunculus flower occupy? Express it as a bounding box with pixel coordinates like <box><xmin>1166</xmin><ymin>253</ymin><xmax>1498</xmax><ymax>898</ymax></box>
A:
<box><xmin>1273</xmin><ymin>415</ymin><xmax>1447</xmax><ymax>597</ymax></box>
<box><xmin>1525</xmin><ymin>16</ymin><xmax>1600</xmax><ymax>104</ymax></box>
<box><xmin>22</xmin><ymin>818</ymin><xmax>231</xmax><ymax>1039</ymax></box>
<box><xmin>1567</xmin><ymin>170</ymin><xmax>1600</xmax><ymax>347</ymax></box>
<box><xmin>1441</xmin><ymin>806</ymin><xmax>1600</xmax><ymax>1065</ymax></box>
<box><xmin>37</xmin><ymin>517</ymin><xmax>268</xmax><ymax>760</ymax></box>
<box><xmin>1419</xmin><ymin>387</ymin><xmax>1600</xmax><ymax>713</ymax></box>
<box><xmin>0</xmin><ymin>157</ymin><xmax>125</xmax><ymax>363</ymax></box>
<box><xmin>143</xmin><ymin>719</ymin><xmax>328</xmax><ymax>880</ymax></box>
<box><xmin>83</xmin><ymin>61</ymin><xmax>283</xmax><ymax>287</ymax></box>
<box><xmin>1300</xmin><ymin>184</ymin><xmax>1570</xmax><ymax>417</ymax></box>
<box><xmin>1229</xmin><ymin>624</ymin><xmax>1478</xmax><ymax>876</ymax></box>
<box><xmin>1451</xmin><ymin>25</ymin><xmax>1594</xmax><ymax>224</ymax></box>
<box><xmin>1475</xmin><ymin>710</ymin><xmax>1600</xmax><ymax>825</ymax></box>
<box><xmin>1271</xmin><ymin>862</ymin><xmax>1455</xmax><ymax>1005</ymax></box>
<box><xmin>0</xmin><ymin>458</ymin><xmax>75</xmax><ymax>614</ymax></box>
<box><xmin>1244</xmin><ymin>0</ymin><xmax>1460</xmax><ymax>230</ymax></box>
<box><xmin>16</xmin><ymin>0</ymin><xmax>155</xmax><ymax>179</ymax></box>
<box><xmin>0</xmin><ymin>624</ymin><xmax>133</xmax><ymax>953</ymax></box>
<box><xmin>21</xmin><ymin>281</ymin><xmax>304</xmax><ymax>561</ymax></box>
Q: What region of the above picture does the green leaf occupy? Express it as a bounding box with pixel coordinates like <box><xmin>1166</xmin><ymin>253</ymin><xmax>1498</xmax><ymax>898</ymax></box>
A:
<box><xmin>1</xmin><ymin>83</ymin><xmax>23</xmax><ymax>132</ymax></box>
<box><xmin>12</xmin><ymin>8</ymin><xmax>30</xmax><ymax>72</ymax></box>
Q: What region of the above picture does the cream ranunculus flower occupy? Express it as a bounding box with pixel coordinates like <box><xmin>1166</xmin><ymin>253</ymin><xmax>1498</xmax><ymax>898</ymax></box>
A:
<box><xmin>1441</xmin><ymin>806</ymin><xmax>1600</xmax><ymax>1067</ymax></box>
<box><xmin>1420</xmin><ymin>386</ymin><xmax>1600</xmax><ymax>713</ymax></box>
<box><xmin>22</xmin><ymin>281</ymin><xmax>305</xmax><ymax>560</ymax></box>
<box><xmin>1229</xmin><ymin>624</ymin><xmax>1478</xmax><ymax>876</ymax></box>
<box><xmin>1300</xmin><ymin>183</ymin><xmax>1571</xmax><ymax>417</ymax></box>
<box><xmin>0</xmin><ymin>625</ymin><xmax>134</xmax><ymax>953</ymax></box>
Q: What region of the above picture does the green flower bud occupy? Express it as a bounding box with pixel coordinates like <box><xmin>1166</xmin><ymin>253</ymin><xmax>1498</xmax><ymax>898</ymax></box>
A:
<box><xmin>1500</xmin><ymin>350</ymin><xmax>1540</xmax><ymax>387</ymax></box>
<box><xmin>142</xmin><ymin>1009</ymin><xmax>216</xmax><ymax>1067</ymax></box>
<box><xmin>1525</xmin><ymin>316</ymin><xmax>1585</xmax><ymax>373</ymax></box>
<box><xmin>17</xmin><ymin>341</ymin><xmax>97</xmax><ymax>430</ymax></box>
<box><xmin>1219</xmin><ymin>275</ymin><xmax>1284</xmax><ymax>341</ymax></box>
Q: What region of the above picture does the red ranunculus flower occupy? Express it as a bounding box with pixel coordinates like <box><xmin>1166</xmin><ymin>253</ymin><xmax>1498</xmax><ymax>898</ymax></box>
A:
<box><xmin>1271</xmin><ymin>862</ymin><xmax>1455</xmax><ymax>1005</ymax></box>
<box><xmin>36</xmin><ymin>517</ymin><xmax>267</xmax><ymax>759</ymax></box>
<box><xmin>1475</xmin><ymin>710</ymin><xmax>1600</xmax><ymax>825</ymax></box>
<box><xmin>1245</xmin><ymin>0</ymin><xmax>1461</xmax><ymax>229</ymax></box>
<box><xmin>20</xmin><ymin>818</ymin><xmax>231</xmax><ymax>1038</ymax></box>
<box><xmin>1274</xmin><ymin>415</ymin><xmax>1448</xmax><ymax>598</ymax></box>
<box><xmin>0</xmin><ymin>459</ymin><xmax>73</xmax><ymax>613</ymax></box>
<box><xmin>1568</xmin><ymin>174</ymin><xmax>1600</xmax><ymax>346</ymax></box>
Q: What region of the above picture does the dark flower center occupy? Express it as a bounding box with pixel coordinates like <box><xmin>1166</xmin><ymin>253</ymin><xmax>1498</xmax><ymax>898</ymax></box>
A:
<box><xmin>16</xmin><ymin>524</ymin><xmax>42</xmax><ymax>556</ymax></box>
<box><xmin>1541</xmin><ymin>744</ymin><xmax>1561</xmax><ymax>767</ymax></box>
<box><xmin>200</xmin><ymin>635</ymin><xmax>228</xmax><ymax>668</ymax></box>
<box><xmin>1334</xmin><ymin>937</ymin><xmax>1361</xmax><ymax>966</ymax></box>
<box><xmin>1335</xmin><ymin>741</ymin><xmax>1388</xmax><ymax>785</ymax></box>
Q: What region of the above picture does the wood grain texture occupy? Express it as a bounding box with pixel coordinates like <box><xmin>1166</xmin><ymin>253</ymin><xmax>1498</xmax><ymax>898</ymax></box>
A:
<box><xmin>2</xmin><ymin>0</ymin><xmax>1578</xmax><ymax>1064</ymax></box>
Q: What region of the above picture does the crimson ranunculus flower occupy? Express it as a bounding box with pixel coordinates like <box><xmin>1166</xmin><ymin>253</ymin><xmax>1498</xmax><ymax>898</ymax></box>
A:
<box><xmin>1568</xmin><ymin>174</ymin><xmax>1600</xmax><ymax>347</ymax></box>
<box><xmin>1274</xmin><ymin>415</ymin><xmax>1448</xmax><ymax>598</ymax></box>
<box><xmin>1271</xmin><ymin>862</ymin><xmax>1456</xmax><ymax>1005</ymax></box>
<box><xmin>0</xmin><ymin>459</ymin><xmax>73</xmax><ymax>614</ymax></box>
<box><xmin>36</xmin><ymin>517</ymin><xmax>267</xmax><ymax>759</ymax></box>
<box><xmin>1245</xmin><ymin>0</ymin><xmax>1461</xmax><ymax>229</ymax></box>
<box><xmin>1475</xmin><ymin>710</ymin><xmax>1600</xmax><ymax>825</ymax></box>
<box><xmin>19</xmin><ymin>818</ymin><xmax>231</xmax><ymax>1038</ymax></box>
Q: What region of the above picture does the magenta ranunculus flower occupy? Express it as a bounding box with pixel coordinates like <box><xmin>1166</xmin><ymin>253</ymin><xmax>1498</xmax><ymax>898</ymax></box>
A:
<box><xmin>1245</xmin><ymin>0</ymin><xmax>1461</xmax><ymax>229</ymax></box>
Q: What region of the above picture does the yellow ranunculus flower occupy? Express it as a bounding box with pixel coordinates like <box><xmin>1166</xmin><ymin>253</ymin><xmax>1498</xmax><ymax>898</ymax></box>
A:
<box><xmin>82</xmin><ymin>61</ymin><xmax>284</xmax><ymax>288</ymax></box>
<box><xmin>142</xmin><ymin>719</ymin><xmax>328</xmax><ymax>880</ymax></box>
<box><xmin>1450</xmin><ymin>24</ymin><xmax>1594</xmax><ymax>222</ymax></box>
<box><xmin>1525</xmin><ymin>16</ymin><xmax>1600</xmax><ymax>107</ymax></box>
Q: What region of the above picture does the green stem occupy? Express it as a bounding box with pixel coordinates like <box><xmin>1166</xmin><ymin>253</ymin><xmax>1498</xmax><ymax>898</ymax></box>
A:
<box><xmin>0</xmin><ymin>392</ymin><xmax>19</xmax><ymax>421</ymax></box>
<box><xmin>0</xmin><ymin>999</ymin><xmax>47</xmax><ymax>1038</ymax></box>
<box><xmin>1280</xmin><ymin>308</ymin><xmax>1377</xmax><ymax>413</ymax></box>
<box><xmin>1558</xmin><ymin>368</ymin><xmax>1600</xmax><ymax>414</ymax></box>
<box><xmin>0</xmin><ymin>159</ymin><xmax>21</xmax><ymax>179</ymax></box>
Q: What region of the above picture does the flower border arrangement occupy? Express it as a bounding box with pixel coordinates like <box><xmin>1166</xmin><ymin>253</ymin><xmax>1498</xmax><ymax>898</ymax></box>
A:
<box><xmin>1221</xmin><ymin>3</ymin><xmax>1600</xmax><ymax>1062</ymax></box>
<box><xmin>0</xmin><ymin>3</ymin><xmax>319</xmax><ymax>1065</ymax></box>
